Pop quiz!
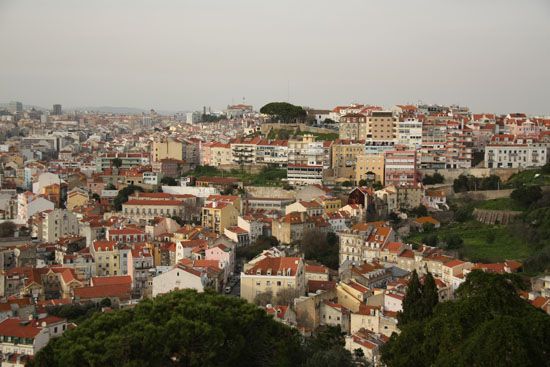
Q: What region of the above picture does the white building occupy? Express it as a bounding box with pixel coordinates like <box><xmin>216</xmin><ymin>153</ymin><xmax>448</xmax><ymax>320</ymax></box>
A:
<box><xmin>152</xmin><ymin>265</ymin><xmax>206</xmax><ymax>297</ymax></box>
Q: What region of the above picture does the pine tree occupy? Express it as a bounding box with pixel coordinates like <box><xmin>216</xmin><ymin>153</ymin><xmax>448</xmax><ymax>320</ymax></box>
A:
<box><xmin>398</xmin><ymin>270</ymin><xmax>423</xmax><ymax>326</ymax></box>
<box><xmin>421</xmin><ymin>272</ymin><xmax>439</xmax><ymax>318</ymax></box>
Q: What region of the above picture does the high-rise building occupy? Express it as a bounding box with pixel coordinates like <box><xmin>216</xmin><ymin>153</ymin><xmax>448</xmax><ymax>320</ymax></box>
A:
<box><xmin>8</xmin><ymin>101</ymin><xmax>23</xmax><ymax>114</ymax></box>
<box><xmin>52</xmin><ymin>104</ymin><xmax>62</xmax><ymax>115</ymax></box>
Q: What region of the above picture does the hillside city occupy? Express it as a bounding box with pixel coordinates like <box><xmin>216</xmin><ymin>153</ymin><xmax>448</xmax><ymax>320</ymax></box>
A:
<box><xmin>0</xmin><ymin>101</ymin><xmax>548</xmax><ymax>366</ymax></box>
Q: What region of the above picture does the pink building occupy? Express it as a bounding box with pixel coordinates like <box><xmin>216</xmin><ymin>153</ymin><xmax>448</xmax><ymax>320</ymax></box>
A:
<box><xmin>205</xmin><ymin>243</ymin><xmax>235</xmax><ymax>277</ymax></box>
<box><xmin>127</xmin><ymin>246</ymin><xmax>154</xmax><ymax>296</ymax></box>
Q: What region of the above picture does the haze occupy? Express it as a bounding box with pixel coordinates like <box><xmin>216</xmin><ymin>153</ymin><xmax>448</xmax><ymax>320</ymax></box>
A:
<box><xmin>0</xmin><ymin>0</ymin><xmax>549</xmax><ymax>113</ymax></box>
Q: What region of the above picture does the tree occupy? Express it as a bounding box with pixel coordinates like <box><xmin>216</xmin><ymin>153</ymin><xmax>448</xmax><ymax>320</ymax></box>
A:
<box><xmin>397</xmin><ymin>270</ymin><xmax>423</xmax><ymax>326</ymax></box>
<box><xmin>422</xmin><ymin>222</ymin><xmax>435</xmax><ymax>232</ymax></box>
<box><xmin>358</xmin><ymin>179</ymin><xmax>368</xmax><ymax>187</ymax></box>
<box><xmin>422</xmin><ymin>172</ymin><xmax>444</xmax><ymax>185</ymax></box>
<box><xmin>421</xmin><ymin>272</ymin><xmax>439</xmax><ymax>317</ymax></box>
<box><xmin>511</xmin><ymin>185</ymin><xmax>542</xmax><ymax>207</ymax></box>
<box><xmin>410</xmin><ymin>204</ymin><xmax>428</xmax><ymax>217</ymax></box>
<box><xmin>254</xmin><ymin>290</ymin><xmax>274</xmax><ymax>306</ymax></box>
<box><xmin>304</xmin><ymin>326</ymin><xmax>354</xmax><ymax>367</ymax></box>
<box><xmin>113</xmin><ymin>184</ymin><xmax>143</xmax><ymax>211</ymax></box>
<box><xmin>111</xmin><ymin>158</ymin><xmax>123</xmax><ymax>169</ymax></box>
<box><xmin>275</xmin><ymin>288</ymin><xmax>301</xmax><ymax>306</ymax></box>
<box><xmin>160</xmin><ymin>176</ymin><xmax>178</xmax><ymax>186</ymax></box>
<box><xmin>300</xmin><ymin>231</ymin><xmax>339</xmax><ymax>269</ymax></box>
<box><xmin>444</xmin><ymin>234</ymin><xmax>464</xmax><ymax>249</ymax></box>
<box><xmin>31</xmin><ymin>290</ymin><xmax>305</xmax><ymax>367</ymax></box>
<box><xmin>486</xmin><ymin>231</ymin><xmax>496</xmax><ymax>244</ymax></box>
<box><xmin>382</xmin><ymin>271</ymin><xmax>550</xmax><ymax>367</ymax></box>
<box><xmin>0</xmin><ymin>221</ymin><xmax>16</xmax><ymax>238</ymax></box>
<box><xmin>342</xmin><ymin>181</ymin><xmax>353</xmax><ymax>187</ymax></box>
<box><xmin>421</xmin><ymin>234</ymin><xmax>438</xmax><ymax>247</ymax></box>
<box><xmin>260</xmin><ymin>102</ymin><xmax>307</xmax><ymax>123</ymax></box>
<box><xmin>99</xmin><ymin>298</ymin><xmax>112</xmax><ymax>308</ymax></box>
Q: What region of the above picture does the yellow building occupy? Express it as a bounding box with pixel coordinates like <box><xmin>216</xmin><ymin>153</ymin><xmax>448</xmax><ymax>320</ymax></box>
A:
<box><xmin>152</xmin><ymin>138</ymin><xmax>183</xmax><ymax>162</ymax></box>
<box><xmin>201</xmin><ymin>202</ymin><xmax>239</xmax><ymax>234</ymax></box>
<box><xmin>356</xmin><ymin>154</ymin><xmax>385</xmax><ymax>185</ymax></box>
<box><xmin>67</xmin><ymin>189</ymin><xmax>89</xmax><ymax>211</ymax></box>
<box><xmin>240</xmin><ymin>256</ymin><xmax>305</xmax><ymax>303</ymax></box>
<box><xmin>210</xmin><ymin>142</ymin><xmax>232</xmax><ymax>166</ymax></box>
<box><xmin>316</xmin><ymin>197</ymin><xmax>342</xmax><ymax>214</ymax></box>
<box><xmin>366</xmin><ymin>111</ymin><xmax>397</xmax><ymax>140</ymax></box>
<box><xmin>331</xmin><ymin>141</ymin><xmax>365</xmax><ymax>182</ymax></box>
<box><xmin>91</xmin><ymin>240</ymin><xmax>120</xmax><ymax>276</ymax></box>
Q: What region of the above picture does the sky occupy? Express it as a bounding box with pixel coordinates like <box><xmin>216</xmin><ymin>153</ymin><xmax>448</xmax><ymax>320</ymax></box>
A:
<box><xmin>0</xmin><ymin>0</ymin><xmax>549</xmax><ymax>114</ymax></box>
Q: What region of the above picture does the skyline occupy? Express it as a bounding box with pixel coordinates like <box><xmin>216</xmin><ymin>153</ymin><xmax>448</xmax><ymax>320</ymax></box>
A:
<box><xmin>1</xmin><ymin>0</ymin><xmax>549</xmax><ymax>114</ymax></box>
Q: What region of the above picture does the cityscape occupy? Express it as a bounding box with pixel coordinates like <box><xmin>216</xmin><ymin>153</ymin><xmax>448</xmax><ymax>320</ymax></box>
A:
<box><xmin>0</xmin><ymin>1</ymin><xmax>549</xmax><ymax>367</ymax></box>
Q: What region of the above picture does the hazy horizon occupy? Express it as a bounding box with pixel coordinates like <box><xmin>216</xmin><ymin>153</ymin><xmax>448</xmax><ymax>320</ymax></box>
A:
<box><xmin>1</xmin><ymin>0</ymin><xmax>549</xmax><ymax>114</ymax></box>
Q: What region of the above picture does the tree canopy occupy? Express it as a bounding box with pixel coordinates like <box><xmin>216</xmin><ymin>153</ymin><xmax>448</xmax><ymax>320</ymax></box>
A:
<box><xmin>31</xmin><ymin>290</ymin><xmax>356</xmax><ymax>367</ymax></box>
<box><xmin>260</xmin><ymin>102</ymin><xmax>307</xmax><ymax>123</ymax></box>
<box><xmin>382</xmin><ymin>271</ymin><xmax>550</xmax><ymax>367</ymax></box>
<box><xmin>31</xmin><ymin>290</ymin><xmax>304</xmax><ymax>367</ymax></box>
<box><xmin>113</xmin><ymin>184</ymin><xmax>144</xmax><ymax>211</ymax></box>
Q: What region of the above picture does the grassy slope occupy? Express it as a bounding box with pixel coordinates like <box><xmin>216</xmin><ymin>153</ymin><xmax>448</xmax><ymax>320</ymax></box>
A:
<box><xmin>407</xmin><ymin>221</ymin><xmax>534</xmax><ymax>262</ymax></box>
<box><xmin>188</xmin><ymin>166</ymin><xmax>287</xmax><ymax>187</ymax></box>
<box><xmin>474</xmin><ymin>197</ymin><xmax>527</xmax><ymax>211</ymax></box>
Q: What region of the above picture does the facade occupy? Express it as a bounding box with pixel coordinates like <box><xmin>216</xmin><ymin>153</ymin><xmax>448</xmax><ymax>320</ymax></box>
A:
<box><xmin>355</xmin><ymin>153</ymin><xmax>385</xmax><ymax>185</ymax></box>
<box><xmin>40</xmin><ymin>209</ymin><xmax>79</xmax><ymax>243</ymax></box>
<box><xmin>152</xmin><ymin>138</ymin><xmax>183</xmax><ymax>162</ymax></box>
<box><xmin>240</xmin><ymin>256</ymin><xmax>305</xmax><ymax>303</ymax></box>
<box><xmin>339</xmin><ymin>114</ymin><xmax>367</xmax><ymax>140</ymax></box>
<box><xmin>201</xmin><ymin>202</ymin><xmax>239</xmax><ymax>234</ymax></box>
<box><xmin>366</xmin><ymin>111</ymin><xmax>397</xmax><ymax>141</ymax></box>
<box><xmin>152</xmin><ymin>265</ymin><xmax>205</xmax><ymax>297</ymax></box>
<box><xmin>384</xmin><ymin>148</ymin><xmax>418</xmax><ymax>187</ymax></box>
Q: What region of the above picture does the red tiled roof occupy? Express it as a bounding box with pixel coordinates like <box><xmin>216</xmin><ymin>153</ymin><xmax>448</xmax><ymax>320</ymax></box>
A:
<box><xmin>91</xmin><ymin>275</ymin><xmax>132</xmax><ymax>287</ymax></box>
<box><xmin>245</xmin><ymin>257</ymin><xmax>302</xmax><ymax>276</ymax></box>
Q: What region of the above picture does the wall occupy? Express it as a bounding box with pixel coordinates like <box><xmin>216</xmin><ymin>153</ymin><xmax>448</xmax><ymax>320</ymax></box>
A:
<box><xmin>420</xmin><ymin>167</ymin><xmax>522</xmax><ymax>183</ymax></box>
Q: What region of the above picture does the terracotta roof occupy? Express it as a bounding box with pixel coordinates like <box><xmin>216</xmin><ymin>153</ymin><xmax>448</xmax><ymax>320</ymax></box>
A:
<box><xmin>307</xmin><ymin>280</ymin><xmax>336</xmax><ymax>293</ymax></box>
<box><xmin>91</xmin><ymin>275</ymin><xmax>132</xmax><ymax>287</ymax></box>
<box><xmin>74</xmin><ymin>284</ymin><xmax>131</xmax><ymax>300</ymax></box>
<box><xmin>245</xmin><ymin>257</ymin><xmax>302</xmax><ymax>276</ymax></box>
<box><xmin>444</xmin><ymin>259</ymin><xmax>465</xmax><ymax>268</ymax></box>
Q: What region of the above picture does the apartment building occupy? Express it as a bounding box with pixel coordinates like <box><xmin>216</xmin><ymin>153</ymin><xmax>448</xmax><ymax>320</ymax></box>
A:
<box><xmin>384</xmin><ymin>148</ymin><xmax>418</xmax><ymax>187</ymax></box>
<box><xmin>366</xmin><ymin>111</ymin><xmax>397</xmax><ymax>141</ymax></box>
<box><xmin>151</xmin><ymin>138</ymin><xmax>183</xmax><ymax>162</ymax></box>
<box><xmin>331</xmin><ymin>140</ymin><xmax>365</xmax><ymax>182</ymax></box>
<box><xmin>355</xmin><ymin>154</ymin><xmax>385</xmax><ymax>185</ymax></box>
<box><xmin>240</xmin><ymin>256</ymin><xmax>305</xmax><ymax>303</ymax></box>
<box><xmin>39</xmin><ymin>209</ymin><xmax>79</xmax><ymax>243</ymax></box>
<box><xmin>339</xmin><ymin>114</ymin><xmax>367</xmax><ymax>141</ymax></box>
<box><xmin>90</xmin><ymin>240</ymin><xmax>120</xmax><ymax>276</ymax></box>
<box><xmin>201</xmin><ymin>201</ymin><xmax>239</xmax><ymax>234</ymax></box>
<box><xmin>485</xmin><ymin>135</ymin><xmax>547</xmax><ymax>168</ymax></box>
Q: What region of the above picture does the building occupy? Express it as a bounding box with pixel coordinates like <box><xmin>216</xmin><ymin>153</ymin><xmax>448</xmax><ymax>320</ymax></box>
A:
<box><xmin>90</xmin><ymin>240</ymin><xmax>120</xmax><ymax>276</ymax></box>
<box><xmin>152</xmin><ymin>264</ymin><xmax>206</xmax><ymax>297</ymax></box>
<box><xmin>271</xmin><ymin>212</ymin><xmax>315</xmax><ymax>244</ymax></box>
<box><xmin>201</xmin><ymin>201</ymin><xmax>239</xmax><ymax>234</ymax></box>
<box><xmin>151</xmin><ymin>138</ymin><xmax>183</xmax><ymax>162</ymax></box>
<box><xmin>52</xmin><ymin>104</ymin><xmax>62</xmax><ymax>115</ymax></box>
<box><xmin>356</xmin><ymin>153</ymin><xmax>385</xmax><ymax>185</ymax></box>
<box><xmin>384</xmin><ymin>148</ymin><xmax>418</xmax><ymax>187</ymax></box>
<box><xmin>339</xmin><ymin>114</ymin><xmax>367</xmax><ymax>140</ymax></box>
<box><xmin>8</xmin><ymin>101</ymin><xmax>23</xmax><ymax>114</ymax></box>
<box><xmin>331</xmin><ymin>140</ymin><xmax>365</xmax><ymax>182</ymax></box>
<box><xmin>0</xmin><ymin>316</ymin><xmax>67</xmax><ymax>357</ymax></box>
<box><xmin>39</xmin><ymin>209</ymin><xmax>79</xmax><ymax>243</ymax></box>
<box><xmin>396</xmin><ymin>118</ymin><xmax>422</xmax><ymax>148</ymax></box>
<box><xmin>485</xmin><ymin>136</ymin><xmax>547</xmax><ymax>168</ymax></box>
<box><xmin>366</xmin><ymin>111</ymin><xmax>397</xmax><ymax>141</ymax></box>
<box><xmin>287</xmin><ymin>164</ymin><xmax>323</xmax><ymax>186</ymax></box>
<box><xmin>122</xmin><ymin>198</ymin><xmax>192</xmax><ymax>222</ymax></box>
<box><xmin>240</xmin><ymin>256</ymin><xmax>305</xmax><ymax>303</ymax></box>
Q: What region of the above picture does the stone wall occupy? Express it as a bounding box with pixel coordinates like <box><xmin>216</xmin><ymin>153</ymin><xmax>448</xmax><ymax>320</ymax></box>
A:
<box><xmin>472</xmin><ymin>208</ymin><xmax>522</xmax><ymax>225</ymax></box>
<box><xmin>454</xmin><ymin>188</ymin><xmax>515</xmax><ymax>200</ymax></box>
<box><xmin>260</xmin><ymin>123</ymin><xmax>337</xmax><ymax>135</ymax></box>
<box><xmin>420</xmin><ymin>167</ymin><xmax>522</xmax><ymax>184</ymax></box>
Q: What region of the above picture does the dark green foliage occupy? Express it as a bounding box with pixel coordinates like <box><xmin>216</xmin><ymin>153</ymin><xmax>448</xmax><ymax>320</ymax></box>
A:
<box><xmin>300</xmin><ymin>231</ymin><xmax>339</xmax><ymax>269</ymax></box>
<box><xmin>511</xmin><ymin>185</ymin><xmax>542</xmax><ymax>207</ymax></box>
<box><xmin>45</xmin><ymin>302</ymin><xmax>102</xmax><ymax>323</ymax></box>
<box><xmin>443</xmin><ymin>234</ymin><xmax>464</xmax><ymax>249</ymax></box>
<box><xmin>454</xmin><ymin>205</ymin><xmax>473</xmax><ymax>222</ymax></box>
<box><xmin>397</xmin><ymin>270</ymin><xmax>423</xmax><ymax>326</ymax></box>
<box><xmin>342</xmin><ymin>181</ymin><xmax>353</xmax><ymax>187</ymax></box>
<box><xmin>304</xmin><ymin>326</ymin><xmax>354</xmax><ymax>367</ymax></box>
<box><xmin>113</xmin><ymin>184</ymin><xmax>143</xmax><ymax>211</ymax></box>
<box><xmin>260</xmin><ymin>102</ymin><xmax>307</xmax><ymax>123</ymax></box>
<box><xmin>358</xmin><ymin>179</ymin><xmax>368</xmax><ymax>186</ymax></box>
<box><xmin>453</xmin><ymin>174</ymin><xmax>501</xmax><ymax>193</ymax></box>
<box><xmin>31</xmin><ymin>290</ymin><xmax>305</xmax><ymax>367</ymax></box>
<box><xmin>422</xmin><ymin>222</ymin><xmax>435</xmax><ymax>232</ymax></box>
<box><xmin>422</xmin><ymin>172</ymin><xmax>445</xmax><ymax>185</ymax></box>
<box><xmin>236</xmin><ymin>236</ymin><xmax>279</xmax><ymax>261</ymax></box>
<box><xmin>421</xmin><ymin>234</ymin><xmax>438</xmax><ymax>247</ymax></box>
<box><xmin>409</xmin><ymin>204</ymin><xmax>428</xmax><ymax>217</ymax></box>
<box><xmin>524</xmin><ymin>246</ymin><xmax>550</xmax><ymax>273</ymax></box>
<box><xmin>485</xmin><ymin>231</ymin><xmax>496</xmax><ymax>244</ymax></box>
<box><xmin>382</xmin><ymin>271</ymin><xmax>550</xmax><ymax>367</ymax></box>
<box><xmin>201</xmin><ymin>114</ymin><xmax>226</xmax><ymax>122</ymax></box>
<box><xmin>422</xmin><ymin>272</ymin><xmax>439</xmax><ymax>313</ymax></box>
<box><xmin>160</xmin><ymin>176</ymin><xmax>178</xmax><ymax>186</ymax></box>
<box><xmin>111</xmin><ymin>158</ymin><xmax>123</xmax><ymax>168</ymax></box>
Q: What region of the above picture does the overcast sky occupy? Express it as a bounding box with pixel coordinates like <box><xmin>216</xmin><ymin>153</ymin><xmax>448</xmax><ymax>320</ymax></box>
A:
<box><xmin>0</xmin><ymin>0</ymin><xmax>549</xmax><ymax>114</ymax></box>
